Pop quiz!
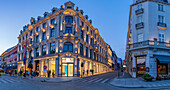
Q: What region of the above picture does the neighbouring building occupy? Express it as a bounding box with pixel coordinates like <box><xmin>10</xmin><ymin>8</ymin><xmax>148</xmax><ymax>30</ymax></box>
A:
<box><xmin>17</xmin><ymin>1</ymin><xmax>116</xmax><ymax>77</ymax></box>
<box><xmin>0</xmin><ymin>56</ymin><xmax>2</xmax><ymax>68</ymax></box>
<box><xmin>6</xmin><ymin>45</ymin><xmax>18</xmax><ymax>73</ymax></box>
<box><xmin>126</xmin><ymin>0</ymin><xmax>170</xmax><ymax>78</ymax></box>
<box><xmin>1</xmin><ymin>47</ymin><xmax>14</xmax><ymax>72</ymax></box>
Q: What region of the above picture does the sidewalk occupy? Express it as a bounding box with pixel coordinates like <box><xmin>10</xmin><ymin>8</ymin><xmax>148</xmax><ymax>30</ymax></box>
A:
<box><xmin>110</xmin><ymin>77</ymin><xmax>170</xmax><ymax>88</ymax></box>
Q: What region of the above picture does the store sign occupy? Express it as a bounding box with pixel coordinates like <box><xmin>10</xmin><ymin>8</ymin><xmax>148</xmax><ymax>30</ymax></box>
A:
<box><xmin>66</xmin><ymin>58</ymin><xmax>71</xmax><ymax>62</ymax></box>
<box><xmin>134</xmin><ymin>51</ymin><xmax>148</xmax><ymax>56</ymax></box>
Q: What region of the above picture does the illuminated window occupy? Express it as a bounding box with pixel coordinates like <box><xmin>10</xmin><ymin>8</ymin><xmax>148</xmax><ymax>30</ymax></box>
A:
<box><xmin>65</xmin><ymin>16</ymin><xmax>73</xmax><ymax>23</ymax></box>
<box><xmin>64</xmin><ymin>42</ymin><xmax>73</xmax><ymax>52</ymax></box>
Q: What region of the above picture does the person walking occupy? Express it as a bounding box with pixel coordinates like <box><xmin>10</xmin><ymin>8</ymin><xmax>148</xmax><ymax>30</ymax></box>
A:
<box><xmin>49</xmin><ymin>70</ymin><xmax>51</xmax><ymax>78</ymax></box>
<box><xmin>86</xmin><ymin>70</ymin><xmax>89</xmax><ymax>76</ymax></box>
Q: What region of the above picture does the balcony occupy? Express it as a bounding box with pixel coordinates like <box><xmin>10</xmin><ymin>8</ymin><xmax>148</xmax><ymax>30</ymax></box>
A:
<box><xmin>129</xmin><ymin>40</ymin><xmax>170</xmax><ymax>49</ymax></box>
<box><xmin>157</xmin><ymin>22</ymin><xmax>167</xmax><ymax>28</ymax></box>
<box><xmin>136</xmin><ymin>22</ymin><xmax>144</xmax><ymax>29</ymax></box>
<box><xmin>135</xmin><ymin>8</ymin><xmax>144</xmax><ymax>15</ymax></box>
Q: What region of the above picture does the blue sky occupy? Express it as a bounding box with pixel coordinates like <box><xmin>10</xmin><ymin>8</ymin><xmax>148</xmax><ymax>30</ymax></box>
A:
<box><xmin>0</xmin><ymin>0</ymin><xmax>132</xmax><ymax>59</ymax></box>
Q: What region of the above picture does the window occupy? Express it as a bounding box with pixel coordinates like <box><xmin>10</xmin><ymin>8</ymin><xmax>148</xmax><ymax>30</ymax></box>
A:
<box><xmin>51</xmin><ymin>19</ymin><xmax>55</xmax><ymax>25</ymax></box>
<box><xmin>36</xmin><ymin>27</ymin><xmax>39</xmax><ymax>32</ymax></box>
<box><xmin>138</xmin><ymin>33</ymin><xmax>143</xmax><ymax>42</ymax></box>
<box><xmin>86</xmin><ymin>47</ymin><xmax>88</xmax><ymax>57</ymax></box>
<box><xmin>137</xmin><ymin>4</ymin><xmax>142</xmax><ymax>9</ymax></box>
<box><xmin>80</xmin><ymin>44</ymin><xmax>84</xmax><ymax>56</ymax></box>
<box><xmin>158</xmin><ymin>15</ymin><xmax>164</xmax><ymax>23</ymax></box>
<box><xmin>50</xmin><ymin>42</ymin><xmax>55</xmax><ymax>54</ymax></box>
<box><xmin>36</xmin><ymin>48</ymin><xmax>39</xmax><ymax>57</ymax></box>
<box><xmin>65</xmin><ymin>27</ymin><xmax>72</xmax><ymax>33</ymax></box>
<box><xmin>81</xmin><ymin>21</ymin><xmax>84</xmax><ymax>27</ymax></box>
<box><xmin>86</xmin><ymin>35</ymin><xmax>89</xmax><ymax>43</ymax></box>
<box><xmin>90</xmin><ymin>49</ymin><xmax>93</xmax><ymax>59</ymax></box>
<box><xmin>43</xmin><ymin>23</ymin><xmax>47</xmax><ymax>28</ymax></box>
<box><xmin>159</xmin><ymin>33</ymin><xmax>165</xmax><ymax>42</ymax></box>
<box><xmin>26</xmin><ymin>34</ymin><xmax>28</xmax><ymax>39</ymax></box>
<box><xmin>30</xmin><ymin>30</ymin><xmax>32</xmax><ymax>36</ymax></box>
<box><xmin>90</xmin><ymin>38</ymin><xmax>93</xmax><ymax>45</ymax></box>
<box><xmin>52</xmin><ymin>10</ymin><xmax>56</xmax><ymax>13</ymax></box>
<box><xmin>36</xmin><ymin>35</ymin><xmax>39</xmax><ymax>43</ymax></box>
<box><xmin>65</xmin><ymin>16</ymin><xmax>73</xmax><ymax>23</ymax></box>
<box><xmin>86</xmin><ymin>26</ymin><xmax>89</xmax><ymax>31</ymax></box>
<box><xmin>23</xmin><ymin>36</ymin><xmax>25</xmax><ymax>41</ymax></box>
<box><xmin>137</xmin><ymin>15</ymin><xmax>142</xmax><ymax>23</ymax></box>
<box><xmin>42</xmin><ymin>45</ymin><xmax>46</xmax><ymax>56</ymax></box>
<box><xmin>50</xmin><ymin>28</ymin><xmax>55</xmax><ymax>37</ymax></box>
<box><xmin>42</xmin><ymin>32</ymin><xmax>46</xmax><ymax>40</ymax></box>
<box><xmin>81</xmin><ymin>30</ymin><xmax>84</xmax><ymax>40</ymax></box>
<box><xmin>63</xmin><ymin>42</ymin><xmax>73</xmax><ymax>52</ymax></box>
<box><xmin>158</xmin><ymin>4</ymin><xmax>164</xmax><ymax>11</ymax></box>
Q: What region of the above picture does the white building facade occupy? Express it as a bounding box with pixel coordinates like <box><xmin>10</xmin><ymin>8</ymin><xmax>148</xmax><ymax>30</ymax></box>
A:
<box><xmin>126</xmin><ymin>0</ymin><xmax>170</xmax><ymax>78</ymax></box>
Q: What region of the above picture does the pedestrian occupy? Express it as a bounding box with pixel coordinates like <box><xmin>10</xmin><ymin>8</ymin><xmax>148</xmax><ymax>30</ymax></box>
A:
<box><xmin>86</xmin><ymin>70</ymin><xmax>88</xmax><ymax>76</ymax></box>
<box><xmin>52</xmin><ymin>70</ymin><xmax>55</xmax><ymax>78</ymax></box>
<box><xmin>83</xmin><ymin>70</ymin><xmax>85</xmax><ymax>76</ymax></box>
<box><xmin>92</xmin><ymin>70</ymin><xmax>94</xmax><ymax>75</ymax></box>
<box><xmin>15</xmin><ymin>70</ymin><xmax>17</xmax><ymax>76</ymax></box>
<box><xmin>49</xmin><ymin>70</ymin><xmax>51</xmax><ymax>77</ymax></box>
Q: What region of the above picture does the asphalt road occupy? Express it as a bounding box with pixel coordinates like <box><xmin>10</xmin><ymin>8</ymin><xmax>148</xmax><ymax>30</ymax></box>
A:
<box><xmin>1</xmin><ymin>71</ymin><xmax>170</xmax><ymax>90</ymax></box>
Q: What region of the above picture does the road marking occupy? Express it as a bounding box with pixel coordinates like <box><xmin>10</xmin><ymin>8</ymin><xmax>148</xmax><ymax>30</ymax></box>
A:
<box><xmin>4</xmin><ymin>79</ymin><xmax>14</xmax><ymax>83</ymax></box>
<box><xmin>87</xmin><ymin>78</ymin><xmax>99</xmax><ymax>82</ymax></box>
<box><xmin>94</xmin><ymin>78</ymin><xmax>104</xmax><ymax>83</ymax></box>
<box><xmin>0</xmin><ymin>79</ymin><xmax>8</xmax><ymax>83</ymax></box>
<box><xmin>100</xmin><ymin>79</ymin><xmax>109</xmax><ymax>83</ymax></box>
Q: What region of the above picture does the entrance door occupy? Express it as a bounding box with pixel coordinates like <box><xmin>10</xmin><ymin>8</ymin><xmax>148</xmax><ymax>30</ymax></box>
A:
<box><xmin>68</xmin><ymin>64</ymin><xmax>73</xmax><ymax>76</ymax></box>
<box><xmin>62</xmin><ymin>64</ymin><xmax>73</xmax><ymax>77</ymax></box>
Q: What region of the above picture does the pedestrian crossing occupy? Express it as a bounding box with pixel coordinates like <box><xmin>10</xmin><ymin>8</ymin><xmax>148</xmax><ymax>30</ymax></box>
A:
<box><xmin>73</xmin><ymin>77</ymin><xmax>111</xmax><ymax>83</ymax></box>
<box><xmin>0</xmin><ymin>78</ymin><xmax>25</xmax><ymax>83</ymax></box>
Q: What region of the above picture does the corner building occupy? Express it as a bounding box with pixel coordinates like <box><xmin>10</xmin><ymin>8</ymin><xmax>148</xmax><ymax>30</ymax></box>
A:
<box><xmin>17</xmin><ymin>1</ymin><xmax>114</xmax><ymax>77</ymax></box>
<box><xmin>126</xmin><ymin>0</ymin><xmax>170</xmax><ymax>78</ymax></box>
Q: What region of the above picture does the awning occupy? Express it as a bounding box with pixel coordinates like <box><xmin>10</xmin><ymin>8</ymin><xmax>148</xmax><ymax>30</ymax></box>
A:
<box><xmin>154</xmin><ymin>55</ymin><xmax>170</xmax><ymax>64</ymax></box>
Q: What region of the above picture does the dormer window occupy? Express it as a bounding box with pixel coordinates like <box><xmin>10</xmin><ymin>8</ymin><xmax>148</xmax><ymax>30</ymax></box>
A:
<box><xmin>44</xmin><ymin>14</ymin><xmax>47</xmax><ymax>17</ymax></box>
<box><xmin>65</xmin><ymin>16</ymin><xmax>73</xmax><ymax>23</ymax></box>
<box><xmin>51</xmin><ymin>19</ymin><xmax>55</xmax><ymax>25</ymax></box>
<box><xmin>67</xmin><ymin>6</ymin><xmax>72</xmax><ymax>9</ymax></box>
<box><xmin>52</xmin><ymin>10</ymin><xmax>56</xmax><ymax>13</ymax></box>
<box><xmin>43</xmin><ymin>23</ymin><xmax>47</xmax><ymax>28</ymax></box>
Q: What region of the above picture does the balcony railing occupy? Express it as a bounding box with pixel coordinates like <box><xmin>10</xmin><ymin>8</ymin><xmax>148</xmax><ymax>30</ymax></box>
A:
<box><xmin>157</xmin><ymin>22</ymin><xmax>167</xmax><ymax>28</ymax></box>
<box><xmin>129</xmin><ymin>40</ymin><xmax>170</xmax><ymax>49</ymax></box>
<box><xmin>136</xmin><ymin>22</ymin><xmax>144</xmax><ymax>29</ymax></box>
<box><xmin>135</xmin><ymin>8</ymin><xmax>144</xmax><ymax>15</ymax></box>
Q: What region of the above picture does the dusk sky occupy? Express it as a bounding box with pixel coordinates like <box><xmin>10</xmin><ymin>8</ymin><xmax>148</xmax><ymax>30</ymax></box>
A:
<box><xmin>0</xmin><ymin>0</ymin><xmax>132</xmax><ymax>59</ymax></box>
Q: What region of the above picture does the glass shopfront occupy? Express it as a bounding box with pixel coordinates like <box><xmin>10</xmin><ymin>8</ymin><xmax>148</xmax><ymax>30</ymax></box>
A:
<box><xmin>62</xmin><ymin>58</ymin><xmax>74</xmax><ymax>77</ymax></box>
<box><xmin>158</xmin><ymin>63</ymin><xmax>168</xmax><ymax>75</ymax></box>
<box><xmin>136</xmin><ymin>56</ymin><xmax>146</xmax><ymax>77</ymax></box>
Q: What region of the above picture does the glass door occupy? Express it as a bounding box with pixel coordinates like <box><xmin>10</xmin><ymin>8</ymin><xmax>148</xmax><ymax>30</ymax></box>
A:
<box><xmin>68</xmin><ymin>64</ymin><xmax>73</xmax><ymax>76</ymax></box>
<box><xmin>62</xmin><ymin>64</ymin><xmax>68</xmax><ymax>77</ymax></box>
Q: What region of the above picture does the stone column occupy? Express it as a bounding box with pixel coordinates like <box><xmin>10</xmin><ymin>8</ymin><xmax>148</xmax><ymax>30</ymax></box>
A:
<box><xmin>55</xmin><ymin>57</ymin><xmax>59</xmax><ymax>77</ymax></box>
<box><xmin>132</xmin><ymin>54</ymin><xmax>136</xmax><ymax>78</ymax></box>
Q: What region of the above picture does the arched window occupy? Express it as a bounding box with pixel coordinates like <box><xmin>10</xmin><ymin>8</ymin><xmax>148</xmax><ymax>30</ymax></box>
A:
<box><xmin>65</xmin><ymin>16</ymin><xmax>73</xmax><ymax>23</ymax></box>
<box><xmin>63</xmin><ymin>42</ymin><xmax>73</xmax><ymax>52</ymax></box>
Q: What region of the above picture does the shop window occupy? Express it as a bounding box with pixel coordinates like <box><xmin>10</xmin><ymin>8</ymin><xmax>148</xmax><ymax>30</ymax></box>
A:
<box><xmin>63</xmin><ymin>42</ymin><xmax>73</xmax><ymax>52</ymax></box>
<box><xmin>136</xmin><ymin>56</ymin><xmax>146</xmax><ymax>77</ymax></box>
<box><xmin>158</xmin><ymin>64</ymin><xmax>168</xmax><ymax>75</ymax></box>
